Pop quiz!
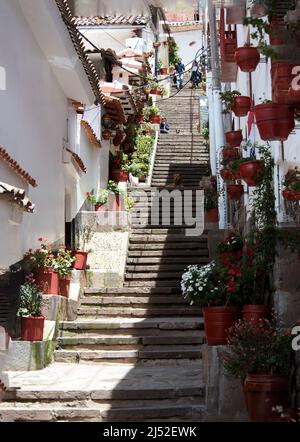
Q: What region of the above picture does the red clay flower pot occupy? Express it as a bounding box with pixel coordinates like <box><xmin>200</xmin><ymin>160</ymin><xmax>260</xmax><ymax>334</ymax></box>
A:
<box><xmin>73</xmin><ymin>251</ymin><xmax>88</xmax><ymax>270</ymax></box>
<box><xmin>203</xmin><ymin>306</ymin><xmax>241</xmax><ymax>345</ymax></box>
<box><xmin>102</xmin><ymin>130</ymin><xmax>111</xmax><ymax>140</ymax></box>
<box><xmin>232</xmin><ymin>96</ymin><xmax>251</xmax><ymax>117</ymax></box>
<box><xmin>150</xmin><ymin>89</ymin><xmax>162</xmax><ymax>95</ymax></box>
<box><xmin>136</xmin><ymin>114</ymin><xmax>145</xmax><ymax>122</ymax></box>
<box><xmin>160</xmin><ymin>67</ymin><xmax>168</xmax><ymax>75</ymax></box>
<box><xmin>21</xmin><ymin>316</ymin><xmax>45</xmax><ymax>341</ymax></box>
<box><xmin>206</xmin><ymin>208</ymin><xmax>219</xmax><ymax>223</ymax></box>
<box><xmin>169</xmin><ymin>67</ymin><xmax>175</xmax><ymax>74</ymax></box>
<box><xmin>291</xmin><ymin>191</ymin><xmax>300</xmax><ymax>201</ymax></box>
<box><xmin>59</xmin><ymin>277</ymin><xmax>71</xmax><ymax>298</ymax></box>
<box><xmin>149</xmin><ymin>115</ymin><xmax>161</xmax><ymax>124</ymax></box>
<box><xmin>35</xmin><ymin>267</ymin><xmax>59</xmax><ymax>295</ymax></box>
<box><xmin>222</xmin><ymin>147</ymin><xmax>240</xmax><ymax>162</ymax></box>
<box><xmin>235</xmin><ymin>47</ymin><xmax>260</xmax><ymax>72</ymax></box>
<box><xmin>227</xmin><ymin>184</ymin><xmax>244</xmax><ymax>200</ymax></box>
<box><xmin>240</xmin><ymin>160</ymin><xmax>264</xmax><ymax>186</ymax></box>
<box><xmin>282</xmin><ymin>188</ymin><xmax>295</xmax><ymax>201</ymax></box>
<box><xmin>242</xmin><ymin>305</ymin><xmax>270</xmax><ymax>326</ymax></box>
<box><xmin>220</xmin><ymin>168</ymin><xmax>233</xmax><ymax>181</ymax></box>
<box><xmin>111</xmin><ymin>169</ymin><xmax>129</xmax><ymax>182</ymax></box>
<box><xmin>254</xmin><ymin>103</ymin><xmax>295</xmax><ymax>141</ymax></box>
<box><xmin>225</xmin><ymin>130</ymin><xmax>243</xmax><ymax>147</ymax></box>
<box><xmin>244</xmin><ymin>374</ymin><xmax>289</xmax><ymax>421</ymax></box>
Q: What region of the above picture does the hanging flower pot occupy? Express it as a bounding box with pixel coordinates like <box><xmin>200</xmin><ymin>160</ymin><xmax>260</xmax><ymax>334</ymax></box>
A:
<box><xmin>282</xmin><ymin>188</ymin><xmax>295</xmax><ymax>201</ymax></box>
<box><xmin>59</xmin><ymin>276</ymin><xmax>71</xmax><ymax>298</ymax></box>
<box><xmin>206</xmin><ymin>208</ymin><xmax>219</xmax><ymax>223</ymax></box>
<box><xmin>250</xmin><ymin>3</ymin><xmax>267</xmax><ymax>17</ymax></box>
<box><xmin>225</xmin><ymin>130</ymin><xmax>243</xmax><ymax>147</ymax></box>
<box><xmin>239</xmin><ymin>160</ymin><xmax>264</xmax><ymax>186</ymax></box>
<box><xmin>222</xmin><ymin>147</ymin><xmax>240</xmax><ymax>162</ymax></box>
<box><xmin>73</xmin><ymin>251</ymin><xmax>88</xmax><ymax>270</ymax></box>
<box><xmin>21</xmin><ymin>316</ymin><xmax>45</xmax><ymax>341</ymax></box>
<box><xmin>202</xmin><ymin>307</ymin><xmax>241</xmax><ymax>345</ymax></box>
<box><xmin>220</xmin><ymin>168</ymin><xmax>233</xmax><ymax>181</ymax></box>
<box><xmin>136</xmin><ymin>114</ymin><xmax>145</xmax><ymax>123</ymax></box>
<box><xmin>231</xmin><ymin>96</ymin><xmax>251</xmax><ymax>117</ymax></box>
<box><xmin>234</xmin><ymin>47</ymin><xmax>260</xmax><ymax>72</ymax></box>
<box><xmin>227</xmin><ymin>184</ymin><xmax>244</xmax><ymax>200</ymax></box>
<box><xmin>102</xmin><ymin>129</ymin><xmax>111</xmax><ymax>140</ymax></box>
<box><xmin>160</xmin><ymin>67</ymin><xmax>168</xmax><ymax>75</ymax></box>
<box><xmin>35</xmin><ymin>267</ymin><xmax>59</xmax><ymax>295</ymax></box>
<box><xmin>244</xmin><ymin>374</ymin><xmax>289</xmax><ymax>421</ymax></box>
<box><xmin>254</xmin><ymin>103</ymin><xmax>295</xmax><ymax>141</ymax></box>
<box><xmin>113</xmin><ymin>132</ymin><xmax>123</xmax><ymax>146</ymax></box>
<box><xmin>242</xmin><ymin>305</ymin><xmax>270</xmax><ymax>326</ymax></box>
<box><xmin>149</xmin><ymin>114</ymin><xmax>161</xmax><ymax>124</ymax></box>
<box><xmin>111</xmin><ymin>168</ymin><xmax>129</xmax><ymax>182</ymax></box>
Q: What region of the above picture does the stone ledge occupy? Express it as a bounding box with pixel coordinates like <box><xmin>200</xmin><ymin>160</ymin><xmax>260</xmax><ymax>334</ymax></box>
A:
<box><xmin>3</xmin><ymin>340</ymin><xmax>55</xmax><ymax>371</ymax></box>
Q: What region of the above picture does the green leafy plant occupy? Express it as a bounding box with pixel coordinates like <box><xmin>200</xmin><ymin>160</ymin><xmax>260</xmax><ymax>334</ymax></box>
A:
<box><xmin>23</xmin><ymin>238</ymin><xmax>55</xmax><ymax>271</ymax></box>
<box><xmin>86</xmin><ymin>189</ymin><xmax>109</xmax><ymax>205</ymax></box>
<box><xmin>107</xmin><ymin>180</ymin><xmax>120</xmax><ymax>194</ymax></box>
<box><xmin>17</xmin><ymin>274</ymin><xmax>43</xmax><ymax>317</ymax></box>
<box><xmin>221</xmin><ymin>318</ymin><xmax>292</xmax><ymax>380</ymax></box>
<box><xmin>219</xmin><ymin>90</ymin><xmax>241</xmax><ymax>114</ymax></box>
<box><xmin>53</xmin><ymin>247</ymin><xmax>75</xmax><ymax>279</ymax></box>
<box><xmin>204</xmin><ymin>185</ymin><xmax>218</xmax><ymax>210</ymax></box>
<box><xmin>168</xmin><ymin>38</ymin><xmax>180</xmax><ymax>66</ymax></box>
<box><xmin>143</xmin><ymin>105</ymin><xmax>161</xmax><ymax>119</ymax></box>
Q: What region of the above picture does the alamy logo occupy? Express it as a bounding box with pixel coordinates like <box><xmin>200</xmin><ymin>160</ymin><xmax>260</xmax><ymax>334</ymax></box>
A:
<box><xmin>291</xmin><ymin>66</ymin><xmax>300</xmax><ymax>91</ymax></box>
<box><xmin>292</xmin><ymin>325</ymin><xmax>300</xmax><ymax>351</ymax></box>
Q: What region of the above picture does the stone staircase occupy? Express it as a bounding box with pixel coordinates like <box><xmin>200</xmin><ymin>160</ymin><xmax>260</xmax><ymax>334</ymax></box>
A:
<box><xmin>0</xmin><ymin>81</ymin><xmax>211</xmax><ymax>422</ymax></box>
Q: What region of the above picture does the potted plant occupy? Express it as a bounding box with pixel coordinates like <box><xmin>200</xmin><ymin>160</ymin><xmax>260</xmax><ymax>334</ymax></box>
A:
<box><xmin>86</xmin><ymin>189</ymin><xmax>109</xmax><ymax>211</ymax></box>
<box><xmin>73</xmin><ymin>225</ymin><xmax>92</xmax><ymax>270</ymax></box>
<box><xmin>107</xmin><ymin>180</ymin><xmax>124</xmax><ymax>211</ymax></box>
<box><xmin>102</xmin><ymin>129</ymin><xmax>112</xmax><ymax>140</ymax></box>
<box><xmin>225</xmin><ymin>130</ymin><xmax>243</xmax><ymax>147</ymax></box>
<box><xmin>23</xmin><ymin>238</ymin><xmax>59</xmax><ymax>295</ymax></box>
<box><xmin>220</xmin><ymin>167</ymin><xmax>234</xmax><ymax>181</ymax></box>
<box><xmin>110</xmin><ymin>152</ymin><xmax>131</xmax><ymax>182</ymax></box>
<box><xmin>220</xmin><ymin>90</ymin><xmax>251</xmax><ymax>117</ymax></box>
<box><xmin>53</xmin><ymin>247</ymin><xmax>76</xmax><ymax>297</ymax></box>
<box><xmin>144</xmin><ymin>105</ymin><xmax>161</xmax><ymax>124</ymax></box>
<box><xmin>254</xmin><ymin>100</ymin><xmax>295</xmax><ymax>141</ymax></box>
<box><xmin>222</xmin><ymin>319</ymin><xmax>292</xmax><ymax>421</ymax></box>
<box><xmin>239</xmin><ymin>158</ymin><xmax>264</xmax><ymax>186</ymax></box>
<box><xmin>153</xmin><ymin>40</ymin><xmax>161</xmax><ymax>49</ymax></box>
<box><xmin>234</xmin><ymin>45</ymin><xmax>260</xmax><ymax>72</ymax></box>
<box><xmin>17</xmin><ymin>274</ymin><xmax>44</xmax><ymax>341</ymax></box>
<box><xmin>222</xmin><ymin>146</ymin><xmax>240</xmax><ymax>162</ymax></box>
<box><xmin>227</xmin><ymin>184</ymin><xmax>244</xmax><ymax>200</ymax></box>
<box><xmin>204</xmin><ymin>182</ymin><xmax>219</xmax><ymax>223</ymax></box>
<box><xmin>227</xmin><ymin>159</ymin><xmax>242</xmax><ymax>180</ymax></box>
<box><xmin>181</xmin><ymin>262</ymin><xmax>241</xmax><ymax>345</ymax></box>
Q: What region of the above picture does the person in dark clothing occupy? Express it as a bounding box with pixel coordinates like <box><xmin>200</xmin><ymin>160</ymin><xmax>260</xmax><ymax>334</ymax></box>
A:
<box><xmin>190</xmin><ymin>60</ymin><xmax>202</xmax><ymax>88</ymax></box>
<box><xmin>160</xmin><ymin>117</ymin><xmax>170</xmax><ymax>134</ymax></box>
<box><xmin>174</xmin><ymin>59</ymin><xmax>185</xmax><ymax>89</ymax></box>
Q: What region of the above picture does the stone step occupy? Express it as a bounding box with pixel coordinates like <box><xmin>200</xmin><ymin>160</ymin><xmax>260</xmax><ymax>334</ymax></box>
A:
<box><xmin>127</xmin><ymin>249</ymin><xmax>208</xmax><ymax>257</ymax></box>
<box><xmin>54</xmin><ymin>347</ymin><xmax>203</xmax><ymax>363</ymax></box>
<box><xmin>83</xmin><ymin>287</ymin><xmax>180</xmax><ymax>295</ymax></box>
<box><xmin>0</xmin><ymin>403</ymin><xmax>205</xmax><ymax>422</ymax></box>
<box><xmin>77</xmin><ymin>306</ymin><xmax>202</xmax><ymax>317</ymax></box>
<box><xmin>126</xmin><ymin>256</ymin><xmax>207</xmax><ymax>264</ymax></box>
<box><xmin>128</xmin><ymin>242</ymin><xmax>208</xmax><ymax>250</ymax></box>
<box><xmin>124</xmin><ymin>280</ymin><xmax>181</xmax><ymax>287</ymax></box>
<box><xmin>126</xmin><ymin>264</ymin><xmax>206</xmax><ymax>272</ymax></box>
<box><xmin>129</xmin><ymin>234</ymin><xmax>207</xmax><ymax>243</ymax></box>
<box><xmin>81</xmin><ymin>295</ymin><xmax>188</xmax><ymax>305</ymax></box>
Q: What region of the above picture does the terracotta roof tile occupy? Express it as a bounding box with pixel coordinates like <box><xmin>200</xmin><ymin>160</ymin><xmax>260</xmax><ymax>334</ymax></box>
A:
<box><xmin>65</xmin><ymin>147</ymin><xmax>87</xmax><ymax>172</ymax></box>
<box><xmin>0</xmin><ymin>147</ymin><xmax>37</xmax><ymax>187</ymax></box>
<box><xmin>72</xmin><ymin>15</ymin><xmax>150</xmax><ymax>27</ymax></box>
<box><xmin>80</xmin><ymin>121</ymin><xmax>101</xmax><ymax>149</ymax></box>
<box><xmin>0</xmin><ymin>182</ymin><xmax>35</xmax><ymax>213</ymax></box>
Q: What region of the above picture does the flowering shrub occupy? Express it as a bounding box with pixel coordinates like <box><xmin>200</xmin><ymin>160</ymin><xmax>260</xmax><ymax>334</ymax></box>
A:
<box><xmin>53</xmin><ymin>247</ymin><xmax>75</xmax><ymax>279</ymax></box>
<box><xmin>216</xmin><ymin>232</ymin><xmax>244</xmax><ymax>256</ymax></box>
<box><xmin>86</xmin><ymin>189</ymin><xmax>109</xmax><ymax>206</ymax></box>
<box><xmin>17</xmin><ymin>274</ymin><xmax>43</xmax><ymax>317</ymax></box>
<box><xmin>23</xmin><ymin>238</ymin><xmax>54</xmax><ymax>271</ymax></box>
<box><xmin>181</xmin><ymin>262</ymin><xmax>242</xmax><ymax>307</ymax></box>
<box><xmin>221</xmin><ymin>319</ymin><xmax>292</xmax><ymax>380</ymax></box>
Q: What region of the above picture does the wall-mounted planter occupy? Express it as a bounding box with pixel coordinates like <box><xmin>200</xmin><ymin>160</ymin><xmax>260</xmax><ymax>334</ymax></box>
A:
<box><xmin>73</xmin><ymin>251</ymin><xmax>88</xmax><ymax>270</ymax></box>
<box><xmin>227</xmin><ymin>184</ymin><xmax>244</xmax><ymax>200</ymax></box>
<box><xmin>232</xmin><ymin>96</ymin><xmax>251</xmax><ymax>117</ymax></box>
<box><xmin>220</xmin><ymin>168</ymin><xmax>234</xmax><ymax>181</ymax></box>
<box><xmin>234</xmin><ymin>47</ymin><xmax>260</xmax><ymax>72</ymax></box>
<box><xmin>225</xmin><ymin>130</ymin><xmax>243</xmax><ymax>147</ymax></box>
<box><xmin>149</xmin><ymin>115</ymin><xmax>161</xmax><ymax>124</ymax></box>
<box><xmin>21</xmin><ymin>316</ymin><xmax>45</xmax><ymax>341</ymax></box>
<box><xmin>35</xmin><ymin>267</ymin><xmax>59</xmax><ymax>295</ymax></box>
<box><xmin>240</xmin><ymin>160</ymin><xmax>264</xmax><ymax>186</ymax></box>
<box><xmin>222</xmin><ymin>147</ymin><xmax>240</xmax><ymax>162</ymax></box>
<box><xmin>282</xmin><ymin>188</ymin><xmax>295</xmax><ymax>201</ymax></box>
<box><xmin>254</xmin><ymin>103</ymin><xmax>295</xmax><ymax>141</ymax></box>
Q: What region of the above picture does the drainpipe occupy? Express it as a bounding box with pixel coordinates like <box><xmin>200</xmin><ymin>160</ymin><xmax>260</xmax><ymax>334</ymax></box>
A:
<box><xmin>207</xmin><ymin>0</ymin><xmax>227</xmax><ymax>230</ymax></box>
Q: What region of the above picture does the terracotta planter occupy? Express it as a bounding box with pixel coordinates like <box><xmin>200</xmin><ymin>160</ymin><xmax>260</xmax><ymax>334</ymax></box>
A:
<box><xmin>225</xmin><ymin>130</ymin><xmax>243</xmax><ymax>147</ymax></box>
<box><xmin>35</xmin><ymin>267</ymin><xmax>59</xmax><ymax>295</ymax></box>
<box><xmin>150</xmin><ymin>89</ymin><xmax>162</xmax><ymax>96</ymax></box>
<box><xmin>291</xmin><ymin>191</ymin><xmax>300</xmax><ymax>201</ymax></box>
<box><xmin>203</xmin><ymin>306</ymin><xmax>241</xmax><ymax>345</ymax></box>
<box><xmin>222</xmin><ymin>147</ymin><xmax>240</xmax><ymax>162</ymax></box>
<box><xmin>206</xmin><ymin>208</ymin><xmax>219</xmax><ymax>223</ymax></box>
<box><xmin>242</xmin><ymin>305</ymin><xmax>270</xmax><ymax>326</ymax></box>
<box><xmin>102</xmin><ymin>130</ymin><xmax>111</xmax><ymax>140</ymax></box>
<box><xmin>169</xmin><ymin>67</ymin><xmax>175</xmax><ymax>74</ymax></box>
<box><xmin>235</xmin><ymin>47</ymin><xmax>260</xmax><ymax>72</ymax></box>
<box><xmin>227</xmin><ymin>184</ymin><xmax>244</xmax><ymax>200</ymax></box>
<box><xmin>244</xmin><ymin>374</ymin><xmax>289</xmax><ymax>421</ymax></box>
<box><xmin>21</xmin><ymin>316</ymin><xmax>45</xmax><ymax>341</ymax></box>
<box><xmin>111</xmin><ymin>169</ymin><xmax>129</xmax><ymax>182</ymax></box>
<box><xmin>95</xmin><ymin>203</ymin><xmax>107</xmax><ymax>212</ymax></box>
<box><xmin>282</xmin><ymin>188</ymin><xmax>295</xmax><ymax>201</ymax></box>
<box><xmin>149</xmin><ymin>115</ymin><xmax>161</xmax><ymax>124</ymax></box>
<box><xmin>220</xmin><ymin>168</ymin><xmax>233</xmax><ymax>181</ymax></box>
<box><xmin>136</xmin><ymin>115</ymin><xmax>145</xmax><ymax>122</ymax></box>
<box><xmin>73</xmin><ymin>251</ymin><xmax>88</xmax><ymax>270</ymax></box>
<box><xmin>160</xmin><ymin>67</ymin><xmax>168</xmax><ymax>75</ymax></box>
<box><xmin>59</xmin><ymin>277</ymin><xmax>71</xmax><ymax>298</ymax></box>
<box><xmin>108</xmin><ymin>194</ymin><xmax>124</xmax><ymax>211</ymax></box>
<box><xmin>254</xmin><ymin>103</ymin><xmax>295</xmax><ymax>141</ymax></box>
<box><xmin>240</xmin><ymin>160</ymin><xmax>264</xmax><ymax>186</ymax></box>
<box><xmin>232</xmin><ymin>96</ymin><xmax>251</xmax><ymax>117</ymax></box>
